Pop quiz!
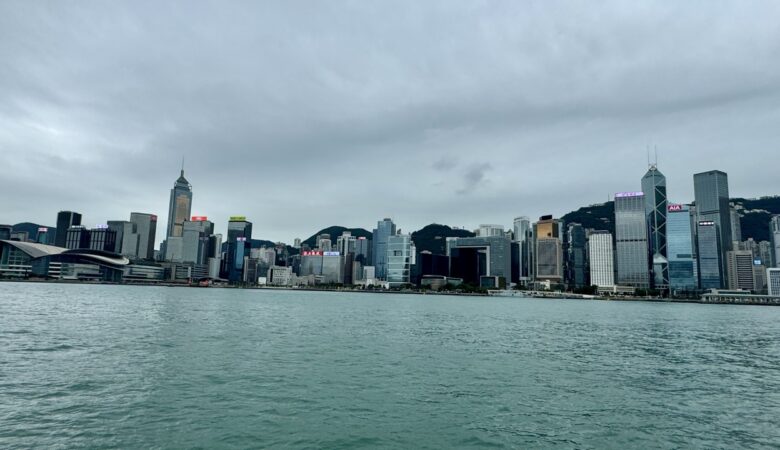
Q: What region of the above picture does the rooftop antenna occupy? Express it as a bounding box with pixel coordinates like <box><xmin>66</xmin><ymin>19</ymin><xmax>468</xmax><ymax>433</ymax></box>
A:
<box><xmin>654</xmin><ymin>145</ymin><xmax>658</xmax><ymax>167</ymax></box>
<box><xmin>646</xmin><ymin>145</ymin><xmax>650</xmax><ymax>167</ymax></box>
<box><xmin>181</xmin><ymin>155</ymin><xmax>185</xmax><ymax>174</ymax></box>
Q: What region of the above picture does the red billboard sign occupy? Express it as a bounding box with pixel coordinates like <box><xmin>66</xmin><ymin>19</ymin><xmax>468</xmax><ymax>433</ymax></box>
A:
<box><xmin>191</xmin><ymin>216</ymin><xmax>208</xmax><ymax>221</ymax></box>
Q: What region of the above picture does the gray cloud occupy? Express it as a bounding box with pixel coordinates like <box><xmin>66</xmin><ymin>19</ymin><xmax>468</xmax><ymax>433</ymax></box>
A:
<box><xmin>1</xmin><ymin>1</ymin><xmax>779</xmax><ymax>243</ymax></box>
<box><xmin>458</xmin><ymin>163</ymin><xmax>492</xmax><ymax>195</ymax></box>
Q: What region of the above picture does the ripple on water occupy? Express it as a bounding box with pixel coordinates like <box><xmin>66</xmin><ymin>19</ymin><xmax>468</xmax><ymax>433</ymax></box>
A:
<box><xmin>0</xmin><ymin>284</ymin><xmax>779</xmax><ymax>449</ymax></box>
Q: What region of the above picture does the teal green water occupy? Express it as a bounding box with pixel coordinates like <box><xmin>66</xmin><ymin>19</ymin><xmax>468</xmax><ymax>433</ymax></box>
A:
<box><xmin>1</xmin><ymin>283</ymin><xmax>779</xmax><ymax>449</ymax></box>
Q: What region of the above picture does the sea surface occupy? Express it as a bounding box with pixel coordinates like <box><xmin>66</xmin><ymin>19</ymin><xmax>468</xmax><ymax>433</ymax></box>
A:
<box><xmin>1</xmin><ymin>282</ymin><xmax>779</xmax><ymax>449</ymax></box>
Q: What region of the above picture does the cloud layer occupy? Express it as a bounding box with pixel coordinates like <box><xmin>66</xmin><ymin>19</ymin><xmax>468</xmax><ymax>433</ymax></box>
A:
<box><xmin>2</xmin><ymin>1</ymin><xmax>779</xmax><ymax>243</ymax></box>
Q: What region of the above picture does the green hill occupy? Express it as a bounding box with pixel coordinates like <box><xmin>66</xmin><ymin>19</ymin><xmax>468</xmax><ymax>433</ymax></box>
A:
<box><xmin>411</xmin><ymin>224</ymin><xmax>475</xmax><ymax>254</ymax></box>
<box><xmin>560</xmin><ymin>196</ymin><xmax>780</xmax><ymax>242</ymax></box>
<box><xmin>733</xmin><ymin>196</ymin><xmax>780</xmax><ymax>242</ymax></box>
<box><xmin>302</xmin><ymin>226</ymin><xmax>372</xmax><ymax>248</ymax></box>
<box><xmin>561</xmin><ymin>202</ymin><xmax>615</xmax><ymax>235</ymax></box>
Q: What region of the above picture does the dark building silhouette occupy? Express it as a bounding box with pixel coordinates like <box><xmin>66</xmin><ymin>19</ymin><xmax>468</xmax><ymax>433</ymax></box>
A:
<box><xmin>55</xmin><ymin>211</ymin><xmax>82</xmax><ymax>247</ymax></box>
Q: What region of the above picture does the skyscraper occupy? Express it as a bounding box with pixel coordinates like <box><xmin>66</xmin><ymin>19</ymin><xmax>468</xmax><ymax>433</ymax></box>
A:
<box><xmin>372</xmin><ymin>218</ymin><xmax>396</xmax><ymax>280</ymax></box>
<box><xmin>726</xmin><ymin>250</ymin><xmax>755</xmax><ymax>291</ymax></box>
<box><xmin>65</xmin><ymin>226</ymin><xmax>90</xmax><ymax>250</ymax></box>
<box><xmin>513</xmin><ymin>216</ymin><xmax>531</xmax><ymax>284</ymax></box>
<box><xmin>477</xmin><ymin>224</ymin><xmax>504</xmax><ymax>238</ymax></box>
<box><xmin>768</xmin><ymin>268</ymin><xmax>780</xmax><ymax>296</ymax></box>
<box><xmin>107</xmin><ymin>220</ymin><xmax>136</xmax><ymax>255</ymax></box>
<box><xmin>55</xmin><ymin>211</ymin><xmax>82</xmax><ymax>247</ymax></box>
<box><xmin>697</xmin><ymin>221</ymin><xmax>723</xmax><ymax>289</ymax></box>
<box><xmin>565</xmin><ymin>223</ymin><xmax>587</xmax><ymax>289</ymax></box>
<box><xmin>166</xmin><ymin>169</ymin><xmax>193</xmax><ymax>239</ymax></box>
<box><xmin>588</xmin><ymin>231</ymin><xmax>614</xmax><ymax>288</ymax></box>
<box><xmin>533</xmin><ymin>216</ymin><xmax>563</xmax><ymax>287</ymax></box>
<box><xmin>182</xmin><ymin>217</ymin><xmax>215</xmax><ymax>264</ymax></box>
<box><xmin>693</xmin><ymin>170</ymin><xmax>731</xmax><ymax>278</ymax></box>
<box><xmin>770</xmin><ymin>215</ymin><xmax>780</xmax><ymax>268</ymax></box>
<box><xmin>615</xmin><ymin>192</ymin><xmax>650</xmax><ymax>288</ymax></box>
<box><xmin>129</xmin><ymin>213</ymin><xmax>157</xmax><ymax>260</ymax></box>
<box><xmin>641</xmin><ymin>164</ymin><xmax>668</xmax><ymax>288</ymax></box>
<box><xmin>224</xmin><ymin>216</ymin><xmax>252</xmax><ymax>282</ymax></box>
<box><xmin>386</xmin><ymin>233</ymin><xmax>413</xmax><ymax>287</ymax></box>
<box><xmin>666</xmin><ymin>204</ymin><xmax>698</xmax><ymax>292</ymax></box>
<box><xmin>730</xmin><ymin>207</ymin><xmax>742</xmax><ymax>245</ymax></box>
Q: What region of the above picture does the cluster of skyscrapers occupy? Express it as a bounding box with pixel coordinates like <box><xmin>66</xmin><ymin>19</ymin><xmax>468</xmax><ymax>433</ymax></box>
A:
<box><xmin>2</xmin><ymin>165</ymin><xmax>780</xmax><ymax>297</ymax></box>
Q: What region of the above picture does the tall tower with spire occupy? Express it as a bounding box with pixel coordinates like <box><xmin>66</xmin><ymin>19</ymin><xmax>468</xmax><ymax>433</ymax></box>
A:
<box><xmin>641</xmin><ymin>162</ymin><xmax>668</xmax><ymax>289</ymax></box>
<box><xmin>166</xmin><ymin>167</ymin><xmax>193</xmax><ymax>239</ymax></box>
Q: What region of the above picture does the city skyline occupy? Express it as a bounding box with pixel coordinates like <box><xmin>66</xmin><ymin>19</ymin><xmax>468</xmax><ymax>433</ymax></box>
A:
<box><xmin>3</xmin><ymin>162</ymin><xmax>779</xmax><ymax>248</ymax></box>
<box><xmin>2</xmin><ymin>2</ymin><xmax>780</xmax><ymax>244</ymax></box>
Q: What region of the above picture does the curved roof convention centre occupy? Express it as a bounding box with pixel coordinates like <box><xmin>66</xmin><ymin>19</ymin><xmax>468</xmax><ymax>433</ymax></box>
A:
<box><xmin>0</xmin><ymin>240</ymin><xmax>131</xmax><ymax>266</ymax></box>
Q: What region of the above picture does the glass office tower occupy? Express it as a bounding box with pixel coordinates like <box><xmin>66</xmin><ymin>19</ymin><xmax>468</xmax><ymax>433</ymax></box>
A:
<box><xmin>166</xmin><ymin>170</ymin><xmax>193</xmax><ymax>239</ymax></box>
<box><xmin>615</xmin><ymin>192</ymin><xmax>650</xmax><ymax>288</ymax></box>
<box><xmin>666</xmin><ymin>204</ymin><xmax>697</xmax><ymax>292</ymax></box>
<box><xmin>697</xmin><ymin>221</ymin><xmax>723</xmax><ymax>289</ymax></box>
<box><xmin>641</xmin><ymin>165</ymin><xmax>668</xmax><ymax>288</ymax></box>
<box><xmin>693</xmin><ymin>170</ymin><xmax>731</xmax><ymax>280</ymax></box>
<box><xmin>371</xmin><ymin>218</ymin><xmax>396</xmax><ymax>280</ymax></box>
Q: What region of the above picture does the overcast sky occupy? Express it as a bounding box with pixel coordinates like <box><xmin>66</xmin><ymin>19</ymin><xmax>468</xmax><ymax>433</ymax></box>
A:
<box><xmin>2</xmin><ymin>1</ymin><xmax>779</xmax><ymax>245</ymax></box>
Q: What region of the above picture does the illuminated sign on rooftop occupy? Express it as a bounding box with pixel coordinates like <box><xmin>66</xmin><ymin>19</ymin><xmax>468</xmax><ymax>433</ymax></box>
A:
<box><xmin>191</xmin><ymin>216</ymin><xmax>208</xmax><ymax>221</ymax></box>
<box><xmin>615</xmin><ymin>192</ymin><xmax>644</xmax><ymax>198</ymax></box>
<box><xmin>95</xmin><ymin>224</ymin><xmax>109</xmax><ymax>229</ymax></box>
<box><xmin>37</xmin><ymin>227</ymin><xmax>48</xmax><ymax>232</ymax></box>
<box><xmin>698</xmin><ymin>221</ymin><xmax>715</xmax><ymax>226</ymax></box>
<box><xmin>323</xmin><ymin>251</ymin><xmax>341</xmax><ymax>257</ymax></box>
<box><xmin>230</xmin><ymin>216</ymin><xmax>247</xmax><ymax>221</ymax></box>
<box><xmin>668</xmin><ymin>204</ymin><xmax>684</xmax><ymax>212</ymax></box>
<box><xmin>302</xmin><ymin>251</ymin><xmax>323</xmax><ymax>257</ymax></box>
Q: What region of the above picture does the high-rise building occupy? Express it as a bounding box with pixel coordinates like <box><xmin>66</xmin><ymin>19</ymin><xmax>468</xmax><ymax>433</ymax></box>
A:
<box><xmin>565</xmin><ymin>223</ymin><xmax>587</xmax><ymax>289</ymax></box>
<box><xmin>182</xmin><ymin>217</ymin><xmax>215</xmax><ymax>264</ymax></box>
<box><xmin>448</xmin><ymin>236</ymin><xmax>512</xmax><ymax>287</ymax></box>
<box><xmin>55</xmin><ymin>211</ymin><xmax>82</xmax><ymax>247</ymax></box>
<box><xmin>768</xmin><ymin>268</ymin><xmax>780</xmax><ymax>296</ymax></box>
<box><xmin>513</xmin><ymin>216</ymin><xmax>532</xmax><ymax>284</ymax></box>
<box><xmin>88</xmin><ymin>226</ymin><xmax>117</xmax><ymax>252</ymax></box>
<box><xmin>317</xmin><ymin>234</ymin><xmax>332</xmax><ymax>252</ymax></box>
<box><xmin>533</xmin><ymin>215</ymin><xmax>563</xmax><ymax>286</ymax></box>
<box><xmin>293</xmin><ymin>238</ymin><xmax>302</xmax><ymax>249</ymax></box>
<box><xmin>477</xmin><ymin>224</ymin><xmax>504</xmax><ymax>238</ymax></box>
<box><xmin>224</xmin><ymin>216</ymin><xmax>252</xmax><ymax>282</ymax></box>
<box><xmin>107</xmin><ymin>220</ymin><xmax>137</xmax><ymax>256</ymax></box>
<box><xmin>129</xmin><ymin>213</ymin><xmax>157</xmax><ymax>260</ymax></box>
<box><xmin>35</xmin><ymin>227</ymin><xmax>51</xmax><ymax>244</ymax></box>
<box><xmin>666</xmin><ymin>204</ymin><xmax>698</xmax><ymax>292</ymax></box>
<box><xmin>0</xmin><ymin>225</ymin><xmax>11</xmax><ymax>240</ymax></box>
<box><xmin>730</xmin><ymin>207</ymin><xmax>742</xmax><ymax>245</ymax></box>
<box><xmin>372</xmin><ymin>218</ymin><xmax>396</xmax><ymax>280</ymax></box>
<box><xmin>770</xmin><ymin>216</ymin><xmax>780</xmax><ymax>268</ymax></box>
<box><xmin>759</xmin><ymin>241</ymin><xmax>773</xmax><ymax>269</ymax></box>
<box><xmin>697</xmin><ymin>221</ymin><xmax>723</xmax><ymax>289</ymax></box>
<box><xmin>166</xmin><ymin>169</ymin><xmax>193</xmax><ymax>239</ymax></box>
<box><xmin>693</xmin><ymin>170</ymin><xmax>731</xmax><ymax>278</ymax></box>
<box><xmin>386</xmin><ymin>233</ymin><xmax>413</xmax><ymax>287</ymax></box>
<box><xmin>354</xmin><ymin>237</ymin><xmax>370</xmax><ymax>264</ymax></box>
<box><xmin>641</xmin><ymin>165</ymin><xmax>668</xmax><ymax>288</ymax></box>
<box><xmin>336</xmin><ymin>231</ymin><xmax>356</xmax><ymax>256</ymax></box>
<box><xmin>615</xmin><ymin>192</ymin><xmax>650</xmax><ymax>288</ymax></box>
<box><xmin>588</xmin><ymin>231</ymin><xmax>614</xmax><ymax>288</ymax></box>
<box><xmin>726</xmin><ymin>250</ymin><xmax>755</xmax><ymax>291</ymax></box>
<box><xmin>65</xmin><ymin>226</ymin><xmax>90</xmax><ymax>250</ymax></box>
